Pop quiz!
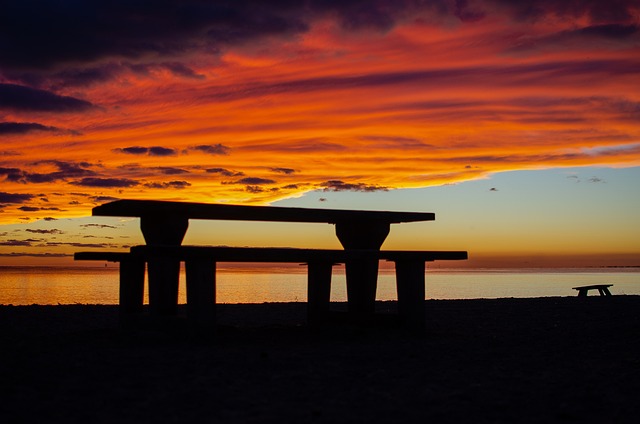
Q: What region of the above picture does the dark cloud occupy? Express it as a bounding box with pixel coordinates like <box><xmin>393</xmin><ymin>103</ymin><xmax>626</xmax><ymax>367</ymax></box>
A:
<box><xmin>0</xmin><ymin>122</ymin><xmax>61</xmax><ymax>135</ymax></box>
<box><xmin>0</xmin><ymin>239</ymin><xmax>37</xmax><ymax>246</ymax></box>
<box><xmin>1</xmin><ymin>161</ymin><xmax>97</xmax><ymax>184</ymax></box>
<box><xmin>70</xmin><ymin>178</ymin><xmax>139</xmax><ymax>188</ymax></box>
<box><xmin>80</xmin><ymin>223</ymin><xmax>117</xmax><ymax>229</ymax></box>
<box><xmin>509</xmin><ymin>23</ymin><xmax>640</xmax><ymax>53</ymax></box>
<box><xmin>0</xmin><ymin>252</ymin><xmax>71</xmax><ymax>257</ymax></box>
<box><xmin>0</xmin><ymin>1</ymin><xmax>465</xmax><ymax>91</ymax></box>
<box><xmin>189</xmin><ymin>144</ymin><xmax>230</xmax><ymax>155</ymax></box>
<box><xmin>320</xmin><ymin>180</ymin><xmax>389</xmax><ymax>192</ymax></box>
<box><xmin>0</xmin><ymin>167</ymin><xmax>22</xmax><ymax>179</ymax></box>
<box><xmin>234</xmin><ymin>177</ymin><xmax>277</xmax><ymax>185</ymax></box>
<box><xmin>0</xmin><ymin>192</ymin><xmax>35</xmax><ymax>204</ymax></box>
<box><xmin>144</xmin><ymin>181</ymin><xmax>191</xmax><ymax>189</ymax></box>
<box><xmin>8</xmin><ymin>61</ymin><xmax>206</xmax><ymax>89</ymax></box>
<box><xmin>492</xmin><ymin>0</ymin><xmax>639</xmax><ymax>24</ymax></box>
<box><xmin>578</xmin><ymin>23</ymin><xmax>640</xmax><ymax>39</ymax></box>
<box><xmin>154</xmin><ymin>167</ymin><xmax>190</xmax><ymax>175</ymax></box>
<box><xmin>588</xmin><ymin>177</ymin><xmax>605</xmax><ymax>183</ymax></box>
<box><xmin>44</xmin><ymin>241</ymin><xmax>122</xmax><ymax>248</ymax></box>
<box><xmin>270</xmin><ymin>167</ymin><xmax>296</xmax><ymax>174</ymax></box>
<box><xmin>149</xmin><ymin>146</ymin><xmax>178</xmax><ymax>156</ymax></box>
<box><xmin>281</xmin><ymin>184</ymin><xmax>300</xmax><ymax>189</ymax></box>
<box><xmin>0</xmin><ymin>83</ymin><xmax>94</xmax><ymax>112</ymax></box>
<box><xmin>245</xmin><ymin>185</ymin><xmax>265</xmax><ymax>193</ymax></box>
<box><xmin>115</xmin><ymin>146</ymin><xmax>150</xmax><ymax>155</ymax></box>
<box><xmin>48</xmin><ymin>63</ymin><xmax>123</xmax><ymax>88</ymax></box>
<box><xmin>114</xmin><ymin>146</ymin><xmax>177</xmax><ymax>156</ymax></box>
<box><xmin>25</xmin><ymin>228</ymin><xmax>64</xmax><ymax>234</ymax></box>
<box><xmin>130</xmin><ymin>62</ymin><xmax>205</xmax><ymax>79</ymax></box>
<box><xmin>205</xmin><ymin>168</ymin><xmax>244</xmax><ymax>177</ymax></box>
<box><xmin>1</xmin><ymin>1</ymin><xmax>637</xmax><ymax>81</ymax></box>
<box><xmin>17</xmin><ymin>206</ymin><xmax>62</xmax><ymax>212</ymax></box>
<box><xmin>90</xmin><ymin>196</ymin><xmax>120</xmax><ymax>203</ymax></box>
<box><xmin>0</xmin><ymin>1</ymin><xmax>311</xmax><ymax>71</ymax></box>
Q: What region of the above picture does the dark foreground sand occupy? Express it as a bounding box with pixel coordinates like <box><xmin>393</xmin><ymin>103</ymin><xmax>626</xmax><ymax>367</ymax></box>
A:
<box><xmin>1</xmin><ymin>297</ymin><xmax>639</xmax><ymax>423</ymax></box>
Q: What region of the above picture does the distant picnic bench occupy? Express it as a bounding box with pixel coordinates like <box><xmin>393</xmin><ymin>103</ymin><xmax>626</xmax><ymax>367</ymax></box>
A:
<box><xmin>572</xmin><ymin>284</ymin><xmax>613</xmax><ymax>297</ymax></box>
<box><xmin>75</xmin><ymin>199</ymin><xmax>468</xmax><ymax>330</ymax></box>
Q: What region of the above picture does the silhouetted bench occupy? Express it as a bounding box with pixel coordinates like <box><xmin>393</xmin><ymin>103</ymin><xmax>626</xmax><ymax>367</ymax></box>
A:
<box><xmin>78</xmin><ymin>199</ymin><xmax>466</xmax><ymax>330</ymax></box>
<box><xmin>75</xmin><ymin>246</ymin><xmax>467</xmax><ymax>329</ymax></box>
<box><xmin>572</xmin><ymin>284</ymin><xmax>613</xmax><ymax>297</ymax></box>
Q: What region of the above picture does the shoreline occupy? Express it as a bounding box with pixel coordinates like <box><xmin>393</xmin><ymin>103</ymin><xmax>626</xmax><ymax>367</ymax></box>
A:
<box><xmin>1</xmin><ymin>297</ymin><xmax>639</xmax><ymax>422</ymax></box>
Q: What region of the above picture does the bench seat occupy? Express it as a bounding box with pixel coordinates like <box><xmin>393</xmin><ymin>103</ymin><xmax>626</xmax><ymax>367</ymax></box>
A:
<box><xmin>75</xmin><ymin>246</ymin><xmax>467</xmax><ymax>330</ymax></box>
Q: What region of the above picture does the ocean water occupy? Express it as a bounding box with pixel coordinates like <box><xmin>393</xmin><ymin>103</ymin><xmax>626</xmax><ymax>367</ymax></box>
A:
<box><xmin>1</xmin><ymin>266</ymin><xmax>639</xmax><ymax>306</ymax></box>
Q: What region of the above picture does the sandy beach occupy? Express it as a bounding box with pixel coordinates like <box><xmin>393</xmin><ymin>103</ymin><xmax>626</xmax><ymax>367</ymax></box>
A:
<box><xmin>1</xmin><ymin>296</ymin><xmax>639</xmax><ymax>423</ymax></box>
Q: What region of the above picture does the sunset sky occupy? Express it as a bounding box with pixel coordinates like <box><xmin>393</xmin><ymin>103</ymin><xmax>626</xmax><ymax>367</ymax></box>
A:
<box><xmin>1</xmin><ymin>0</ymin><xmax>639</xmax><ymax>267</ymax></box>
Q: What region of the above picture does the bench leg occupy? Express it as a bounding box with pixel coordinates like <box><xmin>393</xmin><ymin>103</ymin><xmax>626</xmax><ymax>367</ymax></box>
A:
<box><xmin>185</xmin><ymin>259</ymin><xmax>216</xmax><ymax>330</ymax></box>
<box><xmin>345</xmin><ymin>256</ymin><xmax>379</xmax><ymax>322</ymax></box>
<box><xmin>147</xmin><ymin>258</ymin><xmax>181</xmax><ymax>315</ymax></box>
<box><xmin>307</xmin><ymin>260</ymin><xmax>333</xmax><ymax>327</ymax></box>
<box><xmin>119</xmin><ymin>258</ymin><xmax>145</xmax><ymax>325</ymax></box>
<box><xmin>578</xmin><ymin>289</ymin><xmax>587</xmax><ymax>297</ymax></box>
<box><xmin>602</xmin><ymin>287</ymin><xmax>612</xmax><ymax>296</ymax></box>
<box><xmin>395</xmin><ymin>260</ymin><xmax>426</xmax><ymax>331</ymax></box>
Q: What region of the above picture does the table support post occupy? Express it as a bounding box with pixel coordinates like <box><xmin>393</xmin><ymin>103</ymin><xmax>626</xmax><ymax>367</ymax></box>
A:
<box><xmin>335</xmin><ymin>221</ymin><xmax>390</xmax><ymax>322</ymax></box>
<box><xmin>186</xmin><ymin>259</ymin><xmax>216</xmax><ymax>331</ymax></box>
<box><xmin>118</xmin><ymin>257</ymin><xmax>145</xmax><ymax>325</ymax></box>
<box><xmin>395</xmin><ymin>260</ymin><xmax>426</xmax><ymax>331</ymax></box>
<box><xmin>345</xmin><ymin>256</ymin><xmax>380</xmax><ymax>320</ymax></box>
<box><xmin>307</xmin><ymin>260</ymin><xmax>333</xmax><ymax>327</ymax></box>
<box><xmin>140</xmin><ymin>215</ymin><xmax>188</xmax><ymax>316</ymax></box>
<box><xmin>148</xmin><ymin>259</ymin><xmax>181</xmax><ymax>315</ymax></box>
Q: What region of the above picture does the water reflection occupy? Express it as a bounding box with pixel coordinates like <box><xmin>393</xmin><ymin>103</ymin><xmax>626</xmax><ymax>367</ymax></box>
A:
<box><xmin>1</xmin><ymin>266</ymin><xmax>638</xmax><ymax>305</ymax></box>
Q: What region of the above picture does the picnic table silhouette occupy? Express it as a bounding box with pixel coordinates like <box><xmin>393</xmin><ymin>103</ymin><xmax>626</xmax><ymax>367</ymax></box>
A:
<box><xmin>76</xmin><ymin>199</ymin><xmax>467</xmax><ymax>330</ymax></box>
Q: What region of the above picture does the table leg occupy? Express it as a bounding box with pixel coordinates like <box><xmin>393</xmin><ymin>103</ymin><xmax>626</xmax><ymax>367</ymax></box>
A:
<box><xmin>344</xmin><ymin>256</ymin><xmax>379</xmax><ymax>320</ymax></box>
<box><xmin>140</xmin><ymin>216</ymin><xmax>188</xmax><ymax>316</ymax></box>
<box><xmin>186</xmin><ymin>259</ymin><xmax>216</xmax><ymax>330</ymax></box>
<box><xmin>394</xmin><ymin>260</ymin><xmax>426</xmax><ymax>331</ymax></box>
<box><xmin>148</xmin><ymin>258</ymin><xmax>181</xmax><ymax>315</ymax></box>
<box><xmin>118</xmin><ymin>257</ymin><xmax>145</xmax><ymax>326</ymax></box>
<box><xmin>335</xmin><ymin>221</ymin><xmax>390</xmax><ymax>322</ymax></box>
<box><xmin>307</xmin><ymin>260</ymin><xmax>333</xmax><ymax>327</ymax></box>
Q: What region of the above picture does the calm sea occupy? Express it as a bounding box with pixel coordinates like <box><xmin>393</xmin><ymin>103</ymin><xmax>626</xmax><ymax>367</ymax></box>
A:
<box><xmin>1</xmin><ymin>266</ymin><xmax>639</xmax><ymax>305</ymax></box>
